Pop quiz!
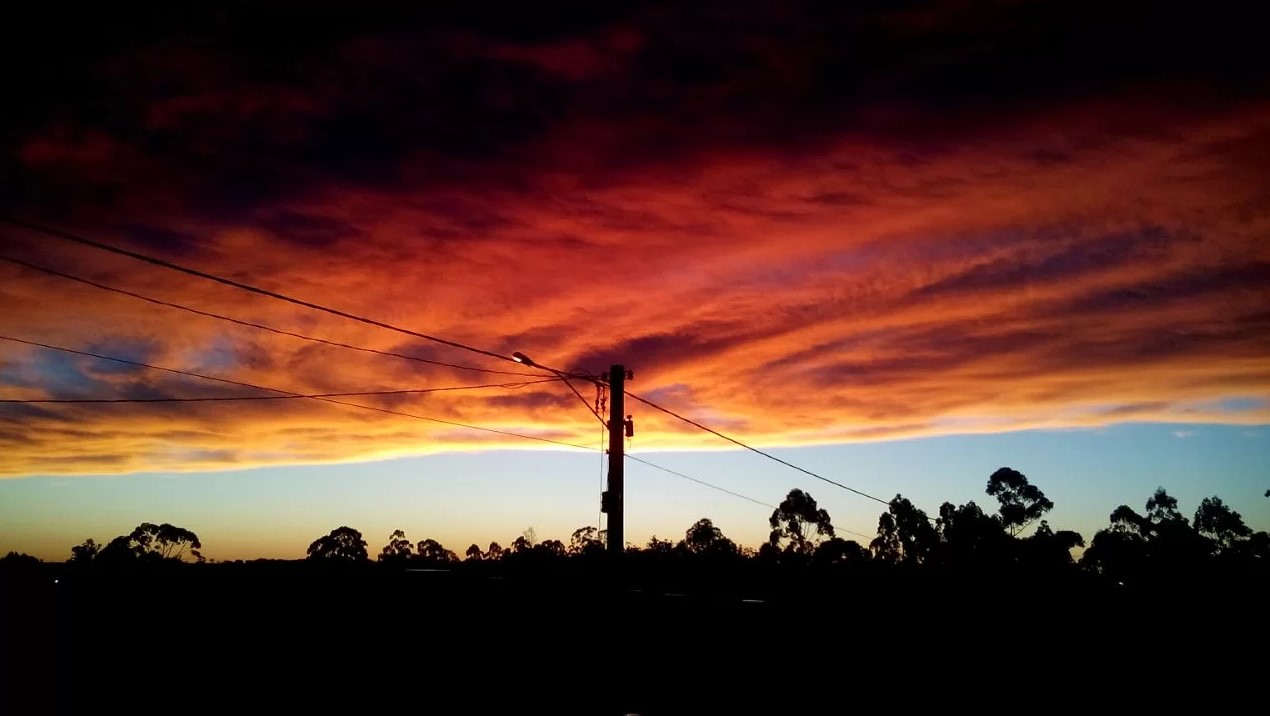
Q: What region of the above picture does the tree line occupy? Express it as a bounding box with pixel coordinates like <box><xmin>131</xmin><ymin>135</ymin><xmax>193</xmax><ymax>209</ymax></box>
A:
<box><xmin>9</xmin><ymin>466</ymin><xmax>1261</xmax><ymax>585</ymax></box>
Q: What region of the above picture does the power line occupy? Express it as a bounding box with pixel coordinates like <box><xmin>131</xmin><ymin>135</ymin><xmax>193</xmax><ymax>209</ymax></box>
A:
<box><xmin>0</xmin><ymin>334</ymin><xmax>593</xmax><ymax>450</ymax></box>
<box><xmin>625</xmin><ymin>453</ymin><xmax>876</xmax><ymax>541</ymax></box>
<box><xmin>0</xmin><ymin>380</ymin><xmax>561</xmax><ymax>404</ymax></box>
<box><xmin>626</xmin><ymin>454</ymin><xmax>773</xmax><ymax>509</ymax></box>
<box><xmin>504</xmin><ymin>358</ymin><xmax>611</xmax><ymax>534</ymax></box>
<box><xmin>0</xmin><ymin>255</ymin><xmax>540</xmax><ymax>377</ymax></box>
<box><xmin>559</xmin><ymin>375</ymin><xmax>606</xmax><ymax>425</ymax></box>
<box><xmin>5</xmin><ymin>329</ymin><xmax>882</xmax><ymax>535</ymax></box>
<box><xmin>1</xmin><ymin>218</ymin><xmax>901</xmax><ymax>519</ymax></box>
<box><xmin>1</xmin><ymin>216</ymin><xmax>517</xmax><ymax>367</ymax></box>
<box><xmin>504</xmin><ymin>352</ymin><xmax>607</xmax><ymax>424</ymax></box>
<box><xmin>0</xmin><ymin>334</ymin><xmax>335</xmax><ymax>397</ymax></box>
<box><xmin>624</xmin><ymin>390</ymin><xmax>891</xmax><ymax>507</ymax></box>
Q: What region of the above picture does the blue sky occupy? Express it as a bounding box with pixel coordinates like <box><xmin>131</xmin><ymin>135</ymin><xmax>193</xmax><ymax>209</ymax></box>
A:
<box><xmin>3</xmin><ymin>421</ymin><xmax>1265</xmax><ymax>561</ymax></box>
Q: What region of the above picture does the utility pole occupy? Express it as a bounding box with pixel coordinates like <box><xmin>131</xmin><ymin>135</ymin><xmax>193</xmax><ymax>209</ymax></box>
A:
<box><xmin>605</xmin><ymin>364</ymin><xmax>625</xmax><ymax>557</ymax></box>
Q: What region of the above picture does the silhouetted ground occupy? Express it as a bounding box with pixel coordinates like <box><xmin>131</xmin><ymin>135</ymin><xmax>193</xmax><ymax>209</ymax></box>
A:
<box><xmin>3</xmin><ymin>561</ymin><xmax>1265</xmax><ymax>715</ymax></box>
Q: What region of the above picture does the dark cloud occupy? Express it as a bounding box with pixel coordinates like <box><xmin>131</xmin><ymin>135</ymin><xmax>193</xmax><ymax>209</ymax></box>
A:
<box><xmin>565</xmin><ymin>327</ymin><xmax>760</xmax><ymax>377</ymax></box>
<box><xmin>1054</xmin><ymin>262</ymin><xmax>1270</xmax><ymax>318</ymax></box>
<box><xmin>252</xmin><ymin>209</ymin><xmax>362</xmax><ymax>249</ymax></box>
<box><xmin>32</xmin><ymin>454</ymin><xmax>130</xmax><ymax>467</ymax></box>
<box><xmin>913</xmin><ymin>227</ymin><xmax>1179</xmax><ymax>299</ymax></box>
<box><xmin>482</xmin><ymin>388</ymin><xmax>580</xmax><ymax>414</ymax></box>
<box><xmin>6</xmin><ymin>1</ymin><xmax>1268</xmax><ymax>231</ymax></box>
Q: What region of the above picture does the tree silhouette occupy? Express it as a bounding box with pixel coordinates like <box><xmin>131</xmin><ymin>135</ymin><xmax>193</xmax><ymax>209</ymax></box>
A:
<box><xmin>1246</xmin><ymin>531</ymin><xmax>1270</xmax><ymax>561</ymax></box>
<box><xmin>86</xmin><ymin>523</ymin><xmax>204</xmax><ymax>565</ymax></box>
<box><xmin>465</xmin><ymin>544</ymin><xmax>484</xmax><ymax>561</ymax></box>
<box><xmin>415</xmin><ymin>539</ymin><xmax>458</xmax><ymax>564</ymax></box>
<box><xmin>986</xmin><ymin>467</ymin><xmax>1053</xmax><ymax>536</ymax></box>
<box><xmin>0</xmin><ymin>551</ymin><xmax>40</xmax><ymax>570</ymax></box>
<box><xmin>680</xmin><ymin>518</ymin><xmax>737</xmax><ymax>556</ymax></box>
<box><xmin>1083</xmin><ymin>488</ymin><xmax>1211</xmax><ymax>578</ymax></box>
<box><xmin>127</xmin><ymin>522</ymin><xmax>204</xmax><ymax>562</ymax></box>
<box><xmin>486</xmin><ymin>542</ymin><xmax>504</xmax><ymax>561</ymax></box>
<box><xmin>96</xmin><ymin>535</ymin><xmax>140</xmax><ymax>565</ymax></box>
<box><xmin>1145</xmin><ymin>487</ymin><xmax>1185</xmax><ymax>526</ymax></box>
<box><xmin>813</xmin><ymin>537</ymin><xmax>869</xmax><ymax>566</ymax></box>
<box><xmin>1084</xmin><ymin>499</ymin><xmax>1153</xmax><ymax>578</ymax></box>
<box><xmin>378</xmin><ymin>530</ymin><xmax>413</xmax><ymax>565</ymax></box>
<box><xmin>539</xmin><ymin>539</ymin><xmax>567</xmax><ymax>557</ymax></box>
<box><xmin>871</xmin><ymin>495</ymin><xmax>937</xmax><ymax>565</ymax></box>
<box><xmin>1193</xmin><ymin>497</ymin><xmax>1251</xmax><ymax>550</ymax></box>
<box><xmin>569</xmin><ymin>526</ymin><xmax>604</xmax><ymax>556</ymax></box>
<box><xmin>645</xmin><ymin>536</ymin><xmax>675</xmax><ymax>554</ymax></box>
<box><xmin>1023</xmin><ymin>521</ymin><xmax>1085</xmax><ymax>567</ymax></box>
<box><xmin>307</xmin><ymin>526</ymin><xmax>368</xmax><ymax>562</ymax></box>
<box><xmin>768</xmin><ymin>489</ymin><xmax>834</xmax><ymax>554</ymax></box>
<box><xmin>1143</xmin><ymin>488</ymin><xmax>1209</xmax><ymax>564</ymax></box>
<box><xmin>0</xmin><ymin>551</ymin><xmax>42</xmax><ymax>582</ymax></box>
<box><xmin>870</xmin><ymin>513</ymin><xmax>903</xmax><ymax>563</ymax></box>
<box><xmin>158</xmin><ymin>524</ymin><xmax>203</xmax><ymax>561</ymax></box>
<box><xmin>69</xmin><ymin>538</ymin><xmax>100</xmax><ymax>564</ymax></box>
<box><xmin>1082</xmin><ymin>527</ymin><xmax>1147</xmax><ymax>579</ymax></box>
<box><xmin>936</xmin><ymin>500</ymin><xmax>1010</xmax><ymax>566</ymax></box>
<box><xmin>1108</xmin><ymin>504</ymin><xmax>1147</xmax><ymax>535</ymax></box>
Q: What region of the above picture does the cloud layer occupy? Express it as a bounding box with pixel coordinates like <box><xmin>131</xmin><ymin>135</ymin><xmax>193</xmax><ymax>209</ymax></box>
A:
<box><xmin>2</xmin><ymin>1</ymin><xmax>1268</xmax><ymax>476</ymax></box>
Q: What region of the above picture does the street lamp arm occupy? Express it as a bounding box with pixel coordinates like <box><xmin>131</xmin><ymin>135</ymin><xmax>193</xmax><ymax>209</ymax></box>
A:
<box><xmin>511</xmin><ymin>351</ymin><xmax>602</xmax><ymax>383</ymax></box>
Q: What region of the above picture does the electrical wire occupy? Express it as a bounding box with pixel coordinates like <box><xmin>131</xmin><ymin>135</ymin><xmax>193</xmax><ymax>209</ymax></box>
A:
<box><xmin>505</xmin><ymin>352</ymin><xmax>606</xmax><ymax>425</ymax></box>
<box><xmin>624</xmin><ymin>453</ymin><xmax>876</xmax><ymax>541</ymax></box>
<box><xmin>624</xmin><ymin>390</ymin><xmax>891</xmax><ymax>506</ymax></box>
<box><xmin>539</xmin><ymin>370</ymin><xmax>608</xmax><ymax>539</ymax></box>
<box><xmin>0</xmin><ymin>380</ymin><xmax>561</xmax><ymax>403</ymax></box>
<box><xmin>0</xmin><ymin>218</ymin><xmax>902</xmax><ymax>524</ymax></box>
<box><xmin>626</xmin><ymin>454</ymin><xmax>773</xmax><ymax>509</ymax></box>
<box><xmin>0</xmin><ymin>334</ymin><xmax>336</xmax><ymax>397</ymax></box>
<box><xmin>0</xmin><ymin>255</ymin><xmax>540</xmax><ymax>377</ymax></box>
<box><xmin>559</xmin><ymin>375</ymin><xmax>606</xmax><ymax>425</ymax></box>
<box><xmin>1</xmin><ymin>216</ymin><xmax>517</xmax><ymax>366</ymax></box>
<box><xmin>0</xmin><ymin>335</ymin><xmax>593</xmax><ymax>450</ymax></box>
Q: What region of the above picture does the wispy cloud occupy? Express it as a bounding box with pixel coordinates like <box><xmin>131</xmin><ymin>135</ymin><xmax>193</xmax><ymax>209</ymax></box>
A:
<box><xmin>2</xmin><ymin>2</ymin><xmax>1268</xmax><ymax>476</ymax></box>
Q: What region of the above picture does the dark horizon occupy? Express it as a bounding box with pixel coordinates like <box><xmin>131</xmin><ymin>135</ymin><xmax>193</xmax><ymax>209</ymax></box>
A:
<box><xmin>5</xmin><ymin>467</ymin><xmax>1267</xmax><ymax>714</ymax></box>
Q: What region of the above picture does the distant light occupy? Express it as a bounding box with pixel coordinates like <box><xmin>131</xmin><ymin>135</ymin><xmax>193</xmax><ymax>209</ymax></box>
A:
<box><xmin>511</xmin><ymin>351</ymin><xmax>536</xmax><ymax>367</ymax></box>
<box><xmin>53</xmin><ymin>579</ymin><xmax>59</xmax><ymax>584</ymax></box>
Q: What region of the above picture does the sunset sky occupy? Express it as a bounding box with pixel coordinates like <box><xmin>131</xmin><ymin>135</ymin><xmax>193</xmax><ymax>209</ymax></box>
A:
<box><xmin>2</xmin><ymin>1</ymin><xmax>1267</xmax><ymax>561</ymax></box>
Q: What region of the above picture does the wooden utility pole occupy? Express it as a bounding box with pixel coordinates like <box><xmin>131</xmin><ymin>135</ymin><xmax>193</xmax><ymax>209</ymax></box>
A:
<box><xmin>605</xmin><ymin>364</ymin><xmax>625</xmax><ymax>557</ymax></box>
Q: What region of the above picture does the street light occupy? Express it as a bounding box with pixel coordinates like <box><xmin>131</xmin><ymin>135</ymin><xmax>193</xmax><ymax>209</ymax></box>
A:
<box><xmin>512</xmin><ymin>351</ymin><xmax>603</xmax><ymax>383</ymax></box>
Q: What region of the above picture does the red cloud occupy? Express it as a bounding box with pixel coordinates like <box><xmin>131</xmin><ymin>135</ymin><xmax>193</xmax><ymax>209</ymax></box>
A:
<box><xmin>4</xmin><ymin>94</ymin><xmax>1269</xmax><ymax>476</ymax></box>
<box><xmin>2</xmin><ymin>3</ymin><xmax>1268</xmax><ymax>476</ymax></box>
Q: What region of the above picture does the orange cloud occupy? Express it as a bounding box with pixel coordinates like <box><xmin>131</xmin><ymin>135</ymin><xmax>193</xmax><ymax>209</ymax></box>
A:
<box><xmin>3</xmin><ymin>94</ymin><xmax>1269</xmax><ymax>477</ymax></box>
<box><xmin>3</xmin><ymin>2</ymin><xmax>1269</xmax><ymax>476</ymax></box>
